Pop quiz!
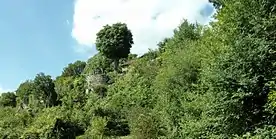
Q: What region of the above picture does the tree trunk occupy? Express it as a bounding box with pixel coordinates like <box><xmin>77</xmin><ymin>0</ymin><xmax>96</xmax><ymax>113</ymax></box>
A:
<box><xmin>114</xmin><ymin>59</ymin><xmax>119</xmax><ymax>73</ymax></box>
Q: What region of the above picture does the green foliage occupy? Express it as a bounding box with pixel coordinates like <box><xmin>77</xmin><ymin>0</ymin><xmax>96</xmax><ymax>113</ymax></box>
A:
<box><xmin>157</xmin><ymin>38</ymin><xmax>170</xmax><ymax>53</ymax></box>
<box><xmin>0</xmin><ymin>92</ymin><xmax>16</xmax><ymax>107</ymax></box>
<box><xmin>15</xmin><ymin>73</ymin><xmax>58</xmax><ymax>110</ymax></box>
<box><xmin>267</xmin><ymin>81</ymin><xmax>276</xmax><ymax>114</ymax></box>
<box><xmin>16</xmin><ymin>80</ymin><xmax>36</xmax><ymax>106</ymax></box>
<box><xmin>203</xmin><ymin>0</ymin><xmax>276</xmax><ymax>136</ymax></box>
<box><xmin>96</xmin><ymin>22</ymin><xmax>133</xmax><ymax>71</ymax></box>
<box><xmin>84</xmin><ymin>53</ymin><xmax>113</xmax><ymax>74</ymax></box>
<box><xmin>127</xmin><ymin>54</ymin><xmax>138</xmax><ymax>60</ymax></box>
<box><xmin>55</xmin><ymin>75</ymin><xmax>87</xmax><ymax>108</ymax></box>
<box><xmin>95</xmin><ymin>22</ymin><xmax>133</xmax><ymax>60</ymax></box>
<box><xmin>140</xmin><ymin>49</ymin><xmax>159</xmax><ymax>61</ymax></box>
<box><xmin>173</xmin><ymin>20</ymin><xmax>201</xmax><ymax>41</ymax></box>
<box><xmin>93</xmin><ymin>85</ymin><xmax>107</xmax><ymax>98</ymax></box>
<box><xmin>151</xmin><ymin>21</ymin><xmax>218</xmax><ymax>138</ymax></box>
<box><xmin>127</xmin><ymin>107</ymin><xmax>164</xmax><ymax>139</ymax></box>
<box><xmin>106</xmin><ymin>56</ymin><xmax>160</xmax><ymax>111</ymax></box>
<box><xmin>61</xmin><ymin>60</ymin><xmax>86</xmax><ymax>77</ymax></box>
<box><xmin>235</xmin><ymin>125</ymin><xmax>276</xmax><ymax>139</ymax></box>
<box><xmin>33</xmin><ymin>73</ymin><xmax>58</xmax><ymax>108</ymax></box>
<box><xmin>0</xmin><ymin>108</ymin><xmax>33</xmax><ymax>138</ymax></box>
<box><xmin>3</xmin><ymin>0</ymin><xmax>276</xmax><ymax>138</ymax></box>
<box><xmin>77</xmin><ymin>117</ymin><xmax>107</xmax><ymax>139</ymax></box>
<box><xmin>22</xmin><ymin>107</ymin><xmax>84</xmax><ymax>139</ymax></box>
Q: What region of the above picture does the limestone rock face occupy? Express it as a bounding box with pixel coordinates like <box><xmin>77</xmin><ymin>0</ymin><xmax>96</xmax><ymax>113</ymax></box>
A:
<box><xmin>86</xmin><ymin>74</ymin><xmax>109</xmax><ymax>92</ymax></box>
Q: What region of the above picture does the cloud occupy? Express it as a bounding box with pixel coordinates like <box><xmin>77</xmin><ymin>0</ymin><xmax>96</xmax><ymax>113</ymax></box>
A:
<box><xmin>66</xmin><ymin>20</ymin><xmax>70</xmax><ymax>25</ymax></box>
<box><xmin>72</xmin><ymin>0</ymin><xmax>215</xmax><ymax>55</ymax></box>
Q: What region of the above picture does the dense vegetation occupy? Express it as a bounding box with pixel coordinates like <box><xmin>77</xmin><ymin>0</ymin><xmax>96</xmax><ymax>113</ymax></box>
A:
<box><xmin>1</xmin><ymin>0</ymin><xmax>276</xmax><ymax>138</ymax></box>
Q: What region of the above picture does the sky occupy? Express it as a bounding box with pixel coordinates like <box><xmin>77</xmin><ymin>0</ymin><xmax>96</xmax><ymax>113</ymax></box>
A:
<box><xmin>0</xmin><ymin>0</ymin><xmax>214</xmax><ymax>93</ymax></box>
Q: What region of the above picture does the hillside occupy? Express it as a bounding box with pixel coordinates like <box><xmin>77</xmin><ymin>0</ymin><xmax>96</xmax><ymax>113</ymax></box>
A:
<box><xmin>1</xmin><ymin>0</ymin><xmax>276</xmax><ymax>138</ymax></box>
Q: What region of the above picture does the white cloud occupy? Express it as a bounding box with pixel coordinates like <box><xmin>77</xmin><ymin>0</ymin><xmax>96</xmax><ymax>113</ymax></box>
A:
<box><xmin>66</xmin><ymin>20</ymin><xmax>70</xmax><ymax>25</ymax></box>
<box><xmin>72</xmin><ymin>0</ymin><xmax>214</xmax><ymax>55</ymax></box>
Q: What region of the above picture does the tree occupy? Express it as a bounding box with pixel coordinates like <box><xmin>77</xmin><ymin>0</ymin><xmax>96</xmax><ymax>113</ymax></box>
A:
<box><xmin>21</xmin><ymin>107</ymin><xmax>84</xmax><ymax>138</ymax></box>
<box><xmin>173</xmin><ymin>20</ymin><xmax>201</xmax><ymax>42</ymax></box>
<box><xmin>204</xmin><ymin>0</ymin><xmax>276</xmax><ymax>135</ymax></box>
<box><xmin>157</xmin><ymin>38</ymin><xmax>170</xmax><ymax>53</ymax></box>
<box><xmin>95</xmin><ymin>22</ymin><xmax>134</xmax><ymax>72</ymax></box>
<box><xmin>0</xmin><ymin>92</ymin><xmax>16</xmax><ymax>107</ymax></box>
<box><xmin>55</xmin><ymin>76</ymin><xmax>87</xmax><ymax>108</ymax></box>
<box><xmin>0</xmin><ymin>107</ymin><xmax>33</xmax><ymax>138</ymax></box>
<box><xmin>84</xmin><ymin>53</ymin><xmax>113</xmax><ymax>74</ymax></box>
<box><xmin>127</xmin><ymin>54</ymin><xmax>138</xmax><ymax>60</ymax></box>
<box><xmin>16</xmin><ymin>80</ymin><xmax>35</xmax><ymax>106</ymax></box>
<box><xmin>61</xmin><ymin>60</ymin><xmax>86</xmax><ymax>77</ymax></box>
<box><xmin>33</xmin><ymin>73</ymin><xmax>58</xmax><ymax>107</ymax></box>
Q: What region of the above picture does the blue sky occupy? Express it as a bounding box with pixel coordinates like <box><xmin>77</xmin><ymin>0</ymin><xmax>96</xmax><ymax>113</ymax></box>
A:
<box><xmin>0</xmin><ymin>0</ymin><xmax>91</xmax><ymax>91</ymax></box>
<box><xmin>0</xmin><ymin>0</ymin><xmax>214</xmax><ymax>92</ymax></box>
